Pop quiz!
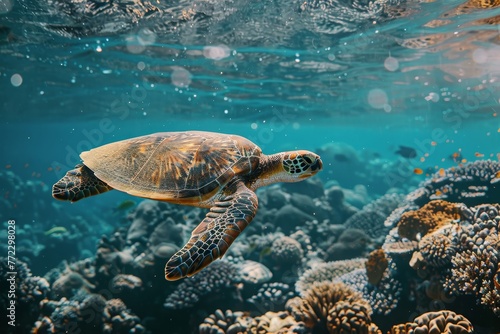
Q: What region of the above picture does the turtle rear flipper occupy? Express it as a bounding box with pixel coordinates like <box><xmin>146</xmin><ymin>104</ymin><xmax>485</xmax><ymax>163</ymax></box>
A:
<box><xmin>52</xmin><ymin>164</ymin><xmax>113</xmax><ymax>202</ymax></box>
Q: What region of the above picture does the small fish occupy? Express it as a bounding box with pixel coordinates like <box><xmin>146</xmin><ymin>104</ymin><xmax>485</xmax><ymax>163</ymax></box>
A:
<box><xmin>259</xmin><ymin>246</ymin><xmax>272</xmax><ymax>259</ymax></box>
<box><xmin>114</xmin><ymin>199</ymin><xmax>136</xmax><ymax>212</ymax></box>
<box><xmin>475</xmin><ymin>152</ymin><xmax>484</xmax><ymax>158</ymax></box>
<box><xmin>395</xmin><ymin>145</ymin><xmax>417</xmax><ymax>159</ymax></box>
<box><xmin>413</xmin><ymin>168</ymin><xmax>424</xmax><ymax>175</ymax></box>
<box><xmin>44</xmin><ymin>226</ymin><xmax>68</xmax><ymax>236</ymax></box>
<box><xmin>333</xmin><ymin>153</ymin><xmax>350</xmax><ymax>162</ymax></box>
<box><xmin>450</xmin><ymin>151</ymin><xmax>462</xmax><ymax>162</ymax></box>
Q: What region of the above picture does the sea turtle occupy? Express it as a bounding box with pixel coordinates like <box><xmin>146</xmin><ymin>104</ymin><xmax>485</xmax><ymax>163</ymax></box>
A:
<box><xmin>52</xmin><ymin>131</ymin><xmax>322</xmax><ymax>281</ymax></box>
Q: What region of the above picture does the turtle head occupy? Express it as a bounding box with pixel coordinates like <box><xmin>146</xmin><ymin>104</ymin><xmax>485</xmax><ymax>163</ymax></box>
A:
<box><xmin>280</xmin><ymin>150</ymin><xmax>323</xmax><ymax>180</ymax></box>
<box><xmin>250</xmin><ymin>150</ymin><xmax>322</xmax><ymax>190</ymax></box>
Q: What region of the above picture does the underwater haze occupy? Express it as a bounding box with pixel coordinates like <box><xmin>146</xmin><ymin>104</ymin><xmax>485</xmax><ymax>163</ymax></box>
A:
<box><xmin>1</xmin><ymin>0</ymin><xmax>500</xmax><ymax>333</ymax></box>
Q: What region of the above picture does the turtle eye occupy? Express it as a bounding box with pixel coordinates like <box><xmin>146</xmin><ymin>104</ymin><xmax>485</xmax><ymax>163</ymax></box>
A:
<box><xmin>303</xmin><ymin>156</ymin><xmax>313</xmax><ymax>164</ymax></box>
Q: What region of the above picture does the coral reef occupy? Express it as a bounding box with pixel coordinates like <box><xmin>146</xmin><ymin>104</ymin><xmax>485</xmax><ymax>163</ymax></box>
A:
<box><xmin>408</xmin><ymin>160</ymin><xmax>500</xmax><ymax>207</ymax></box>
<box><xmin>444</xmin><ymin>204</ymin><xmax>500</xmax><ymax>316</ymax></box>
<box><xmin>6</xmin><ymin>154</ymin><xmax>500</xmax><ymax>333</ymax></box>
<box><xmin>0</xmin><ymin>259</ymin><xmax>50</xmax><ymax>333</ymax></box>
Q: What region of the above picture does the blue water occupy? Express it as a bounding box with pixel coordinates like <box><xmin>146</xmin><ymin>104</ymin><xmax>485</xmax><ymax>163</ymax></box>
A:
<box><xmin>1</xmin><ymin>0</ymin><xmax>500</xmax><ymax>333</ymax></box>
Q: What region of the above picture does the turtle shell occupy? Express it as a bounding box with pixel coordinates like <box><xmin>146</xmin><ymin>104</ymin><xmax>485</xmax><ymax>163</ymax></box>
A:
<box><xmin>80</xmin><ymin>131</ymin><xmax>262</xmax><ymax>204</ymax></box>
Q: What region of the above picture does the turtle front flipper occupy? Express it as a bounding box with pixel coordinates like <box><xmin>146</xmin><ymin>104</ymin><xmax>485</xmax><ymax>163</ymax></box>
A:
<box><xmin>52</xmin><ymin>164</ymin><xmax>113</xmax><ymax>202</ymax></box>
<box><xmin>165</xmin><ymin>181</ymin><xmax>258</xmax><ymax>281</ymax></box>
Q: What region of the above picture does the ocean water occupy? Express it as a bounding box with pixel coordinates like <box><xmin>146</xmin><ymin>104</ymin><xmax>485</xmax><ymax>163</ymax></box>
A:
<box><xmin>1</xmin><ymin>0</ymin><xmax>500</xmax><ymax>333</ymax></box>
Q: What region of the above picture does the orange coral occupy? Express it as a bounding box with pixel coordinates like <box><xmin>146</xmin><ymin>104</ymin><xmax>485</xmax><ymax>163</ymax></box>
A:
<box><xmin>397</xmin><ymin>200</ymin><xmax>462</xmax><ymax>240</ymax></box>
<box><xmin>365</xmin><ymin>249</ymin><xmax>388</xmax><ymax>285</ymax></box>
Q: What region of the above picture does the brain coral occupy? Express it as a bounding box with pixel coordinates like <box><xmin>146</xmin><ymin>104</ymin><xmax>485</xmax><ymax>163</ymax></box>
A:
<box><xmin>389</xmin><ymin>310</ymin><xmax>473</xmax><ymax>334</ymax></box>
<box><xmin>287</xmin><ymin>281</ymin><xmax>380</xmax><ymax>333</ymax></box>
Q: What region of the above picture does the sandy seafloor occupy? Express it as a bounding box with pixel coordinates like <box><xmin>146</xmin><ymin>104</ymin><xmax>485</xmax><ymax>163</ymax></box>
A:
<box><xmin>1</xmin><ymin>0</ymin><xmax>500</xmax><ymax>333</ymax></box>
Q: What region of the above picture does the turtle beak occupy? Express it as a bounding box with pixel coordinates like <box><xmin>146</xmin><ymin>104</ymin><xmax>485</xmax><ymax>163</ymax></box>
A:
<box><xmin>299</xmin><ymin>156</ymin><xmax>322</xmax><ymax>178</ymax></box>
<box><xmin>311</xmin><ymin>156</ymin><xmax>322</xmax><ymax>172</ymax></box>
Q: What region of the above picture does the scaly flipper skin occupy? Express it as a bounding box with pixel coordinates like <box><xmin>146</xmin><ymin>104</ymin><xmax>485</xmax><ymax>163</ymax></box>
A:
<box><xmin>52</xmin><ymin>164</ymin><xmax>113</xmax><ymax>202</ymax></box>
<box><xmin>165</xmin><ymin>181</ymin><xmax>258</xmax><ymax>281</ymax></box>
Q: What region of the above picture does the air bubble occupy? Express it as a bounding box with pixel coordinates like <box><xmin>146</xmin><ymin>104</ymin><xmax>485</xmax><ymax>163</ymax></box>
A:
<box><xmin>425</xmin><ymin>92</ymin><xmax>439</xmax><ymax>102</ymax></box>
<box><xmin>0</xmin><ymin>0</ymin><xmax>13</xmax><ymax>14</ymax></box>
<box><xmin>171</xmin><ymin>67</ymin><xmax>192</xmax><ymax>88</ymax></box>
<box><xmin>203</xmin><ymin>45</ymin><xmax>230</xmax><ymax>60</ymax></box>
<box><xmin>472</xmin><ymin>48</ymin><xmax>487</xmax><ymax>64</ymax></box>
<box><xmin>138</xmin><ymin>28</ymin><xmax>156</xmax><ymax>46</ymax></box>
<box><xmin>10</xmin><ymin>73</ymin><xmax>22</xmax><ymax>87</ymax></box>
<box><xmin>367</xmin><ymin>88</ymin><xmax>388</xmax><ymax>109</ymax></box>
<box><xmin>251</xmin><ymin>123</ymin><xmax>258</xmax><ymax>130</ymax></box>
<box><xmin>384</xmin><ymin>56</ymin><xmax>399</xmax><ymax>71</ymax></box>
